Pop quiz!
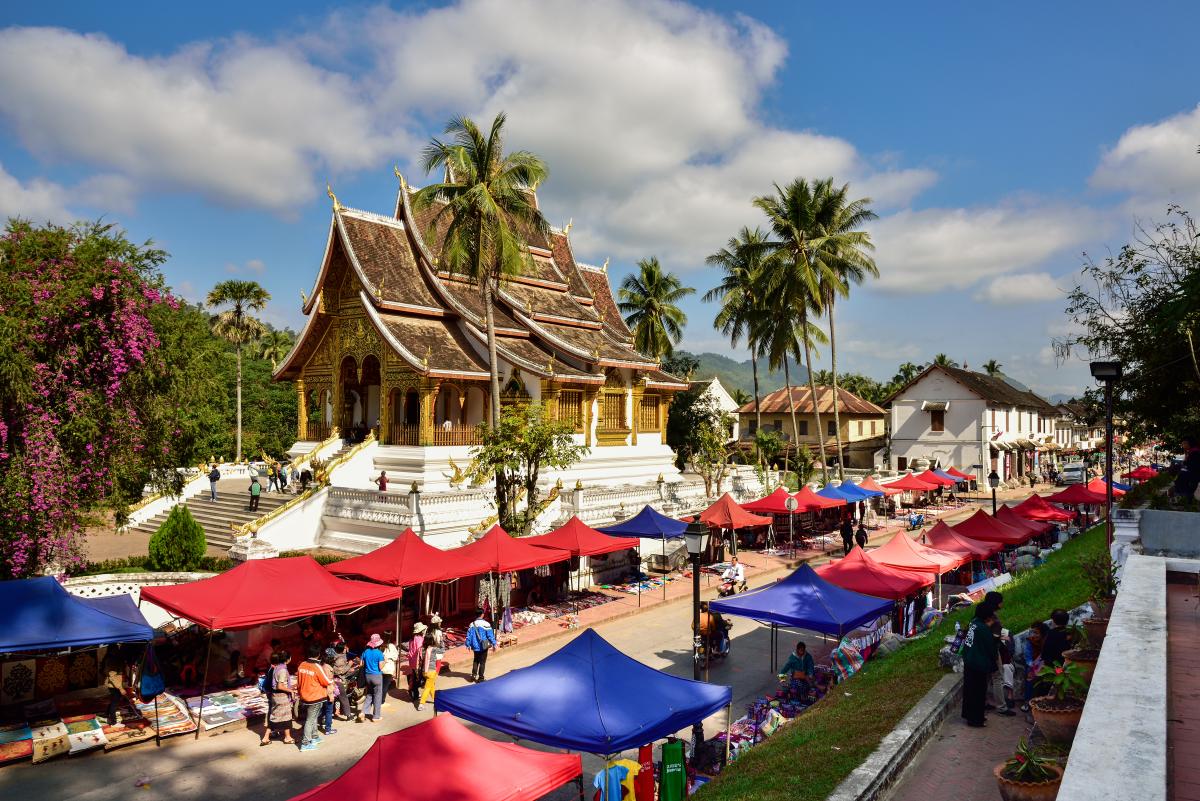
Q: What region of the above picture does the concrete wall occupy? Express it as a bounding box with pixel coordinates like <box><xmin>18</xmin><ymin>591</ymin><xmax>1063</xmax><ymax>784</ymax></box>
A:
<box><xmin>1138</xmin><ymin>509</ymin><xmax>1200</xmax><ymax>557</ymax></box>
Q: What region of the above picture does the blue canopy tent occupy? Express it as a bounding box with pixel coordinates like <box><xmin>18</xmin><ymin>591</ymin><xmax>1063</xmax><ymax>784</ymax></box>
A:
<box><xmin>817</xmin><ymin>484</ymin><xmax>857</xmax><ymax>503</ymax></box>
<box><xmin>599</xmin><ymin>506</ymin><xmax>688</xmax><ymax>602</ymax></box>
<box><xmin>709</xmin><ymin>563</ymin><xmax>892</xmax><ymax>672</ymax></box>
<box><xmin>840</xmin><ymin>480</ymin><xmax>883</xmax><ymax>498</ymax></box>
<box><xmin>435</xmin><ymin>628</ymin><xmax>732</xmax><ymax>755</ymax></box>
<box><xmin>933</xmin><ymin>469</ymin><xmax>966</xmax><ymax>486</ymax></box>
<box><xmin>0</xmin><ymin>577</ymin><xmax>153</xmax><ymax>653</ymax></box>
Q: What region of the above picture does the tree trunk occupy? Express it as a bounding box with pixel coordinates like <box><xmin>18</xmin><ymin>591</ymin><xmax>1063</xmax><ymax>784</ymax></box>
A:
<box><xmin>828</xmin><ymin>295</ymin><xmax>845</xmax><ymax>480</ymax></box>
<box><xmin>525</xmin><ymin>464</ymin><xmax>540</xmax><ymax>536</ymax></box>
<box><xmin>483</xmin><ymin>278</ymin><xmax>502</xmax><ymax>427</ymax></box>
<box><xmin>783</xmin><ymin>359</ymin><xmax>798</xmax><ymax>481</ymax></box>
<box><xmin>800</xmin><ymin>309</ymin><xmax>829</xmax><ymax>485</ymax></box>
<box><xmin>751</xmin><ymin>346</ymin><xmax>762</xmax><ymax>432</ymax></box>
<box><xmin>235</xmin><ymin>344</ymin><xmax>243</xmax><ymax>462</ymax></box>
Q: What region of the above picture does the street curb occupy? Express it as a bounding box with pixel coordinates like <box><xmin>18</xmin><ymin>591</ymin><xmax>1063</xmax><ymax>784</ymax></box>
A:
<box><xmin>826</xmin><ymin>671</ymin><xmax>964</xmax><ymax>801</ymax></box>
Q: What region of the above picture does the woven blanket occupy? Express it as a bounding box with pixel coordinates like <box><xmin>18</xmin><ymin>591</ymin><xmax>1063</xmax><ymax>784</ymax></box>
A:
<box><xmin>63</xmin><ymin>715</ymin><xmax>107</xmax><ymax>754</ymax></box>
<box><xmin>30</xmin><ymin>720</ymin><xmax>69</xmax><ymax>763</ymax></box>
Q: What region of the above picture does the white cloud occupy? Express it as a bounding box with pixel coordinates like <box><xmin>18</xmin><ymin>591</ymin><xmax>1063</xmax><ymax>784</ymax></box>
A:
<box><xmin>0</xmin><ymin>163</ymin><xmax>72</xmax><ymax>222</ymax></box>
<box><xmin>225</xmin><ymin>258</ymin><xmax>267</xmax><ymax>275</ymax></box>
<box><xmin>870</xmin><ymin>205</ymin><xmax>1104</xmax><ymax>293</ymax></box>
<box><xmin>0</xmin><ymin>27</ymin><xmax>395</xmax><ymax>211</ymax></box>
<box><xmin>973</xmin><ymin>272</ymin><xmax>1064</xmax><ymax>305</ymax></box>
<box><xmin>1092</xmin><ymin>104</ymin><xmax>1200</xmax><ymax>211</ymax></box>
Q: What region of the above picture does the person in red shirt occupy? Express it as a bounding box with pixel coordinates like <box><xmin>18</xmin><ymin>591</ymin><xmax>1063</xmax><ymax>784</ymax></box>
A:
<box><xmin>296</xmin><ymin>644</ymin><xmax>331</xmax><ymax>751</ymax></box>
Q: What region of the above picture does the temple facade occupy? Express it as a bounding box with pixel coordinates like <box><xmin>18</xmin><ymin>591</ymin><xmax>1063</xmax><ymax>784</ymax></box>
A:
<box><xmin>274</xmin><ymin>176</ymin><xmax>689</xmax><ymax>503</ymax></box>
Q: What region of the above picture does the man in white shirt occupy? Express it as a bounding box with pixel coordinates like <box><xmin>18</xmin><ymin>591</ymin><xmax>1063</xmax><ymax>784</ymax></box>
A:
<box><xmin>720</xmin><ymin>557</ymin><xmax>745</xmax><ymax>591</ymax></box>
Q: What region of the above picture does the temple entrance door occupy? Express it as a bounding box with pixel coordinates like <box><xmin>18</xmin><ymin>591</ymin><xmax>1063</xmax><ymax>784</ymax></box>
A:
<box><xmin>339</xmin><ymin>356</ymin><xmax>360</xmax><ymax>432</ymax></box>
<box><xmin>361</xmin><ymin>355</ymin><xmax>381</xmax><ymax>434</ymax></box>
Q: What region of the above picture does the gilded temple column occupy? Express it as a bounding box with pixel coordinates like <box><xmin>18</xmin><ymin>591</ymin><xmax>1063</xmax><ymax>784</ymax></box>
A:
<box><xmin>540</xmin><ymin>379</ymin><xmax>560</xmax><ymax>422</ymax></box>
<box><xmin>418</xmin><ymin>378</ymin><xmax>440</xmax><ymax>446</ymax></box>
<box><xmin>378</xmin><ymin>371</ymin><xmax>392</xmax><ymax>445</ymax></box>
<box><xmin>631</xmin><ymin>384</ymin><xmax>644</xmax><ymax>447</ymax></box>
<box><xmin>295</xmin><ymin>378</ymin><xmax>308</xmax><ymax>440</ymax></box>
<box><xmin>582</xmin><ymin>388</ymin><xmax>599</xmax><ymax>447</ymax></box>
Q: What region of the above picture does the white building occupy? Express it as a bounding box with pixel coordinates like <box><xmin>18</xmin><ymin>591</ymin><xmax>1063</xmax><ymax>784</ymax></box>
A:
<box><xmin>689</xmin><ymin>377</ymin><xmax>741</xmax><ymax>442</ymax></box>
<box><xmin>886</xmin><ymin>365</ymin><xmax>1060</xmax><ymax>484</ymax></box>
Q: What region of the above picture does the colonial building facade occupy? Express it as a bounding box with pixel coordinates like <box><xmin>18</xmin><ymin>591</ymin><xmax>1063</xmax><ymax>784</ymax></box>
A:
<box><xmin>886</xmin><ymin>365</ymin><xmax>1059</xmax><ymax>482</ymax></box>
<box><xmin>737</xmin><ymin>385</ymin><xmax>887</xmax><ymax>469</ymax></box>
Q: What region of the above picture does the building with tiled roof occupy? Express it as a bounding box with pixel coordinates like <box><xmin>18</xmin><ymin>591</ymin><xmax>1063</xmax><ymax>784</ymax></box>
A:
<box><xmin>885</xmin><ymin>364</ymin><xmax>1065</xmax><ymax>483</ymax></box>
<box><xmin>274</xmin><ymin>171</ymin><xmax>690</xmax><ymax>510</ymax></box>
<box><xmin>736</xmin><ymin>385</ymin><xmax>887</xmax><ymax>469</ymax></box>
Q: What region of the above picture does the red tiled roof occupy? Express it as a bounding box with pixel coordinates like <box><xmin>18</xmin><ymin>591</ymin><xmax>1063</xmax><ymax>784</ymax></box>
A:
<box><xmin>580</xmin><ymin>267</ymin><xmax>631</xmax><ymax>339</ymax></box>
<box><xmin>738</xmin><ymin>385</ymin><xmax>885</xmax><ymax>416</ymax></box>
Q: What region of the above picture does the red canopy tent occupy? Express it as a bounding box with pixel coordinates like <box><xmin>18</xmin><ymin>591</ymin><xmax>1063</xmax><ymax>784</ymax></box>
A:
<box><xmin>1123</xmin><ymin>465</ymin><xmax>1158</xmax><ymax>480</ymax></box>
<box><xmin>328</xmin><ymin>529</ymin><xmax>492</xmax><ymax>586</ymax></box>
<box><xmin>1044</xmin><ymin>484</ymin><xmax>1107</xmax><ymax>506</ymax></box>
<box><xmin>945</xmin><ymin>466</ymin><xmax>976</xmax><ymax>481</ymax></box>
<box><xmin>916</xmin><ymin>469</ymin><xmax>956</xmax><ymax>487</ymax></box>
<box><xmin>924</xmin><ymin>521</ymin><xmax>1001</xmax><ymax>559</ymax></box>
<box><xmin>815</xmin><ymin>547</ymin><xmax>932</xmax><ymax>600</ymax></box>
<box><xmin>951</xmin><ymin>509</ymin><xmax>1031</xmax><ymax>546</ymax></box>
<box><xmin>287</xmin><ymin>713</ymin><xmax>581</xmax><ymax>801</ymax></box>
<box><xmin>742</xmin><ymin>487</ymin><xmax>796</xmax><ymax>514</ymax></box>
<box><xmin>700</xmin><ymin>493</ymin><xmax>773</xmax><ymax>529</ymax></box>
<box><xmin>995</xmin><ymin>504</ymin><xmax>1053</xmax><ymax>537</ymax></box>
<box><xmin>523</xmin><ymin>515</ymin><xmax>639</xmax><ymax>558</ymax></box>
<box><xmin>451</xmin><ymin>525</ymin><xmax>572</xmax><ymax>573</ymax></box>
<box><xmin>872</xmin><ymin>531</ymin><xmax>968</xmax><ymax>573</ymax></box>
<box><xmin>884</xmin><ymin>473</ymin><xmax>939</xmax><ymax>492</ymax></box>
<box><xmin>1086</xmin><ymin>477</ymin><xmax>1126</xmax><ymax>498</ymax></box>
<box><xmin>140</xmin><ymin>556</ymin><xmax>401</xmax><ymax>630</ymax></box>
<box><xmin>1011</xmin><ymin>494</ymin><xmax>1074</xmax><ymax>522</ymax></box>
<box><xmin>792</xmin><ymin>486</ymin><xmax>846</xmax><ymax>511</ymax></box>
<box><xmin>858</xmin><ymin>476</ymin><xmax>904</xmax><ymax>496</ymax></box>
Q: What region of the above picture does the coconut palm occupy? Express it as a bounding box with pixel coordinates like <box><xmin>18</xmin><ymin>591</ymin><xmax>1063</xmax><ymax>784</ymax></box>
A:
<box><xmin>982</xmin><ymin>359</ymin><xmax>1003</xmax><ymax>376</ymax></box>
<box><xmin>206</xmin><ymin>280</ymin><xmax>270</xmax><ymax>461</ymax></box>
<box><xmin>758</xmin><ymin>311</ymin><xmax>827</xmax><ymax>477</ymax></box>
<box><xmin>813</xmin><ymin>182</ymin><xmax>878</xmax><ymax>479</ymax></box>
<box><xmin>413</xmin><ymin>112</ymin><xmax>549</xmax><ymax>425</ymax></box>
<box><xmin>754</xmin><ymin>179</ymin><xmax>837</xmax><ymax>483</ymax></box>
<box><xmin>259</xmin><ymin>329</ymin><xmax>294</xmax><ymax>369</ymax></box>
<box><xmin>617</xmin><ymin>257</ymin><xmax>694</xmax><ymax>359</ymax></box>
<box><xmin>893</xmin><ymin>362</ymin><xmax>921</xmax><ymax>384</ymax></box>
<box><xmin>731</xmin><ymin>388</ymin><xmax>752</xmax><ymax>407</ymax></box>
<box><xmin>705</xmin><ymin>227</ymin><xmax>770</xmax><ymax>432</ymax></box>
<box><xmin>931</xmin><ymin>353</ymin><xmax>959</xmax><ymax>368</ymax></box>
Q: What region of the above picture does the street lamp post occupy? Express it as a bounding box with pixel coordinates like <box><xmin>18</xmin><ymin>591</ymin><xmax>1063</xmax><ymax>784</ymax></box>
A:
<box><xmin>684</xmin><ymin>522</ymin><xmax>711</xmax><ymax>751</ymax></box>
<box><xmin>988</xmin><ymin>470</ymin><xmax>1000</xmax><ymax>515</ymax></box>
<box><xmin>1090</xmin><ymin>361</ymin><xmax>1123</xmax><ymax>549</ymax></box>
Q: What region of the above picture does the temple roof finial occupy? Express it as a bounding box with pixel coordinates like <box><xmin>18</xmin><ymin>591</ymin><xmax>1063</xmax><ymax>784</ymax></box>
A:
<box><xmin>563</xmin><ymin>218</ymin><xmax>573</xmax><ymax>235</ymax></box>
<box><xmin>393</xmin><ymin>165</ymin><xmax>406</xmax><ymax>189</ymax></box>
<box><xmin>601</xmin><ymin>257</ymin><xmax>609</xmax><ymax>273</ymax></box>
<box><xmin>326</xmin><ymin>182</ymin><xmax>344</xmax><ymax>212</ymax></box>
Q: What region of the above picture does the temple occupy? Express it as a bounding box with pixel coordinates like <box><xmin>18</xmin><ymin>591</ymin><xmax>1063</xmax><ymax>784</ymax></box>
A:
<box><xmin>267</xmin><ymin>173</ymin><xmax>719</xmax><ymax>551</ymax></box>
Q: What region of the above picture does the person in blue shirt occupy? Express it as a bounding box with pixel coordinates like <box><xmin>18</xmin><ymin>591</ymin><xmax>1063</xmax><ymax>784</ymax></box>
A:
<box><xmin>360</xmin><ymin>633</ymin><xmax>385</xmax><ymax>722</ymax></box>
<box><xmin>465</xmin><ymin>610</ymin><xmax>498</xmax><ymax>682</ymax></box>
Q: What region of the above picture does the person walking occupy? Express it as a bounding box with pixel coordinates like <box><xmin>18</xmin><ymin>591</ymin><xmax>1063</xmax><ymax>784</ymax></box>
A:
<box><xmin>961</xmin><ymin>603</ymin><xmax>998</xmax><ymax>727</ymax></box>
<box><xmin>840</xmin><ymin>518</ymin><xmax>854</xmax><ymax>555</ymax></box>
<box><xmin>208</xmin><ymin>464</ymin><xmax>221</xmax><ymax>501</ymax></box>
<box><xmin>406</xmin><ymin>622</ymin><xmax>426</xmax><ymax>706</ymax></box>
<box><xmin>296</xmin><ymin>644</ymin><xmax>331</xmax><ymax>751</ymax></box>
<box><xmin>376</xmin><ymin>470</ymin><xmax>389</xmax><ymax>498</ymax></box>
<box><xmin>416</xmin><ymin>635</ymin><xmax>443</xmax><ymax>711</ymax></box>
<box><xmin>854</xmin><ymin>523</ymin><xmax>868</xmax><ymax>550</ymax></box>
<box><xmin>247</xmin><ymin>476</ymin><xmax>262</xmax><ymax>512</ymax></box>
<box><xmin>267</xmin><ymin>462</ymin><xmax>280</xmax><ymax>493</ymax></box>
<box><xmin>361</xmin><ymin>633</ymin><xmax>385</xmax><ymax>722</ymax></box>
<box><xmin>380</xmin><ymin>631</ymin><xmax>399</xmax><ymax>708</ymax></box>
<box><xmin>262</xmin><ymin>651</ymin><xmax>295</xmax><ymax>746</ymax></box>
<box><xmin>101</xmin><ymin>647</ymin><xmax>126</xmax><ymax>726</ymax></box>
<box><xmin>327</xmin><ymin>641</ymin><xmax>356</xmax><ymax>722</ymax></box>
<box><xmin>465</xmin><ymin>610</ymin><xmax>497</xmax><ymax>682</ymax></box>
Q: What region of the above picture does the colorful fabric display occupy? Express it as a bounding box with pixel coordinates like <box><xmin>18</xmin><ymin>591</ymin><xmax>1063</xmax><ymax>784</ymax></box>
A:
<box><xmin>63</xmin><ymin>714</ymin><xmax>107</xmax><ymax>754</ymax></box>
<box><xmin>30</xmin><ymin>720</ymin><xmax>69</xmax><ymax>763</ymax></box>
<box><xmin>0</xmin><ymin>724</ymin><xmax>33</xmax><ymax>764</ymax></box>
<box><xmin>0</xmin><ymin>659</ymin><xmax>36</xmax><ymax>706</ymax></box>
<box><xmin>830</xmin><ymin>642</ymin><xmax>865</xmax><ymax>682</ymax></box>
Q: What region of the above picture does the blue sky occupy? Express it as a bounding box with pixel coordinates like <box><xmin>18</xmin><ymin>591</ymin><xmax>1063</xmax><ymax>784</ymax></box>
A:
<box><xmin>1</xmin><ymin>1</ymin><xmax>1198</xmax><ymax>397</ymax></box>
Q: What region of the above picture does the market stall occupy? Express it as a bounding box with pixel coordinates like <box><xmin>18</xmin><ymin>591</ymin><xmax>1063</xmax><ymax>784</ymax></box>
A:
<box><xmin>699</xmin><ymin>493</ymin><xmax>772</xmax><ymax>557</ymax></box>
<box><xmin>995</xmin><ymin>504</ymin><xmax>1054</xmax><ymax>538</ymax></box>
<box><xmin>599</xmin><ymin>506</ymin><xmax>688</xmax><ymax>601</ymax></box>
<box><xmin>1043</xmin><ymin>484</ymin><xmax>1107</xmax><ymax>506</ymax></box>
<box><xmin>950</xmin><ymin>509</ymin><xmax>1032</xmax><ymax>546</ymax></box>
<box><xmin>869</xmin><ymin>531</ymin><xmax>966</xmax><ymax>607</ymax></box>
<box><xmin>815</xmin><ymin>546</ymin><xmax>933</xmax><ymax>600</ymax></box>
<box><xmin>1010</xmin><ymin>494</ymin><xmax>1074</xmax><ymax>522</ymax></box>
<box><xmin>287</xmin><ymin>713</ymin><xmax>582</xmax><ymax>801</ymax></box>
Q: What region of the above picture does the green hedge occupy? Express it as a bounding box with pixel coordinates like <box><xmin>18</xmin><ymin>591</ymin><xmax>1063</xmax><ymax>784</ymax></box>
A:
<box><xmin>75</xmin><ymin>554</ymin><xmax>236</xmax><ymax>576</ymax></box>
<box><xmin>698</xmin><ymin>525</ymin><xmax>1104</xmax><ymax>801</ymax></box>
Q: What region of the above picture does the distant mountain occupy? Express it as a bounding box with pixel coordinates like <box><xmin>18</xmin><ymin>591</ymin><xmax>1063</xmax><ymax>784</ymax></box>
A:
<box><xmin>678</xmin><ymin>351</ymin><xmax>808</xmax><ymax>400</ymax></box>
<box><xmin>1046</xmin><ymin>393</ymin><xmax>1075</xmax><ymax>404</ymax></box>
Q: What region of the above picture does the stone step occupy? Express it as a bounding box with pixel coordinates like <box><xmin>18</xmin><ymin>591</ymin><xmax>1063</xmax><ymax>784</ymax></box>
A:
<box><xmin>131</xmin><ymin>491</ymin><xmax>297</xmax><ymax>552</ymax></box>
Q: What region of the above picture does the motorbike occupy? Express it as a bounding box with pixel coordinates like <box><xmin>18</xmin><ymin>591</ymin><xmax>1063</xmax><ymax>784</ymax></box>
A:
<box><xmin>717</xmin><ymin>576</ymin><xmax>748</xmax><ymax>598</ymax></box>
<box><xmin>697</xmin><ymin>622</ymin><xmax>733</xmax><ymax>668</ymax></box>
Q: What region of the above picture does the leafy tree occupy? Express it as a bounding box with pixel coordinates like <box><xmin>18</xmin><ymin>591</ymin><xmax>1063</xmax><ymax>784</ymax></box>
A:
<box><xmin>147</xmin><ymin>504</ymin><xmax>207</xmax><ymax>571</ymax></box>
<box><xmin>0</xmin><ymin>221</ymin><xmax>200</xmax><ymax>577</ymax></box>
<box><xmin>468</xmin><ymin>402</ymin><xmax>588</xmax><ymax>534</ymax></box>
<box><xmin>618</xmin><ymin>256</ymin><xmax>694</xmax><ymax>359</ymax></box>
<box><xmin>206</xmin><ymin>280</ymin><xmax>270</xmax><ymax>461</ymax></box>
<box><xmin>705</xmin><ymin>227</ymin><xmax>771</xmax><ymax>433</ymax></box>
<box><xmin>258</xmin><ymin>329</ymin><xmax>294</xmax><ymax>369</ymax></box>
<box><xmin>414</xmin><ymin>113</ymin><xmax>549</xmax><ymax>426</ymax></box>
<box><xmin>661</xmin><ymin>352</ymin><xmax>700</xmax><ymax>381</ymax></box>
<box><xmin>665</xmin><ymin>388</ymin><xmax>731</xmax><ymax>495</ymax></box>
<box><xmin>1054</xmin><ymin>206</ymin><xmax>1200</xmax><ymax>444</ymax></box>
<box><xmin>752</xmin><ymin>427</ymin><xmax>783</xmax><ymax>490</ymax></box>
<box><xmin>982</xmin><ymin>359</ymin><xmax>1003</xmax><ymax>376</ymax></box>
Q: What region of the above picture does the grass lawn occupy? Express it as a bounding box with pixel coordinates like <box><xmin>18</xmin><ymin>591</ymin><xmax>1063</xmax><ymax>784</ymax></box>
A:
<box><xmin>699</xmin><ymin>524</ymin><xmax>1106</xmax><ymax>801</ymax></box>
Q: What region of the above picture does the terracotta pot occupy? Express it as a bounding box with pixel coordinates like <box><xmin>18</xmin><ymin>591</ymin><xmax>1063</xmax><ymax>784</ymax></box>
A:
<box><xmin>1083</xmin><ymin>616</ymin><xmax>1109</xmax><ymax>649</ymax></box>
<box><xmin>1091</xmin><ymin>596</ymin><xmax>1115</xmax><ymax>618</ymax></box>
<box><xmin>1030</xmin><ymin>696</ymin><xmax>1084</xmax><ymax>744</ymax></box>
<box><xmin>1063</xmin><ymin>648</ymin><xmax>1100</xmax><ymax>687</ymax></box>
<box><xmin>994</xmin><ymin>763</ymin><xmax>1064</xmax><ymax>801</ymax></box>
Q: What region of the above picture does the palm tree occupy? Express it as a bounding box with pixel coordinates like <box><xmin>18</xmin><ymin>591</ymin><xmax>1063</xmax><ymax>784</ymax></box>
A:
<box><xmin>893</xmin><ymin>362</ymin><xmax>921</xmax><ymax>385</ymax></box>
<box><xmin>259</xmin><ymin>329</ymin><xmax>294</xmax><ymax>369</ymax></box>
<box><xmin>758</xmin><ymin>312</ymin><xmax>826</xmax><ymax>478</ymax></box>
<box><xmin>618</xmin><ymin>257</ymin><xmax>694</xmax><ymax>359</ymax></box>
<box><xmin>813</xmin><ymin>182</ymin><xmax>877</xmax><ymax>480</ymax></box>
<box><xmin>982</xmin><ymin>359</ymin><xmax>1003</xmax><ymax>376</ymax></box>
<box><xmin>705</xmin><ymin>227</ymin><xmax>769</xmax><ymax>433</ymax></box>
<box><xmin>754</xmin><ymin>179</ymin><xmax>837</xmax><ymax>483</ymax></box>
<box><xmin>731</xmin><ymin>388</ymin><xmax>752</xmax><ymax>407</ymax></box>
<box><xmin>931</xmin><ymin>353</ymin><xmax>959</xmax><ymax>368</ymax></box>
<box><xmin>206</xmin><ymin>280</ymin><xmax>270</xmax><ymax>461</ymax></box>
<box><xmin>414</xmin><ymin>112</ymin><xmax>549</xmax><ymax>426</ymax></box>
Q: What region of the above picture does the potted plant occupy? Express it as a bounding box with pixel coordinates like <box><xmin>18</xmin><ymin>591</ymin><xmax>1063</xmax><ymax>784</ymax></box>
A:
<box><xmin>1030</xmin><ymin>662</ymin><xmax>1088</xmax><ymax>744</ymax></box>
<box><xmin>1063</xmin><ymin>625</ymin><xmax>1099</xmax><ymax>687</ymax></box>
<box><xmin>1080</xmin><ymin>550</ymin><xmax>1118</xmax><ymax>619</ymax></box>
<box><xmin>994</xmin><ymin>738</ymin><xmax>1064</xmax><ymax>801</ymax></box>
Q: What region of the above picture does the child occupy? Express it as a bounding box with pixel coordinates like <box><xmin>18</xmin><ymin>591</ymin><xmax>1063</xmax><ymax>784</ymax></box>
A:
<box><xmin>998</xmin><ymin>628</ymin><xmax>1016</xmax><ymax>715</ymax></box>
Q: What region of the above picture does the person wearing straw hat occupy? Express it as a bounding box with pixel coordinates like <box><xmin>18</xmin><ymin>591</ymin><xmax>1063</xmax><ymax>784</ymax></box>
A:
<box><xmin>360</xmin><ymin>633</ymin><xmax>385</xmax><ymax>722</ymax></box>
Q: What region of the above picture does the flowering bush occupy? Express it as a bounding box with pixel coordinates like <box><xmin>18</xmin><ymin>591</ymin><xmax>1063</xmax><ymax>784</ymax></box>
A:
<box><xmin>1001</xmin><ymin>738</ymin><xmax>1058</xmax><ymax>783</ymax></box>
<box><xmin>1035</xmin><ymin>661</ymin><xmax>1088</xmax><ymax>701</ymax></box>
<box><xmin>0</xmin><ymin>221</ymin><xmax>194</xmax><ymax>578</ymax></box>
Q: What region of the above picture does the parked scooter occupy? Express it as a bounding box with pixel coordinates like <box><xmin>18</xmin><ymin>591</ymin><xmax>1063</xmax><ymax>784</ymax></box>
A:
<box><xmin>717</xmin><ymin>577</ymin><xmax>748</xmax><ymax>598</ymax></box>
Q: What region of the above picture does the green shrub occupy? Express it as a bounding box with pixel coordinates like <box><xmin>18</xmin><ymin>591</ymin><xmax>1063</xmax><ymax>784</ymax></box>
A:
<box><xmin>147</xmin><ymin>505</ymin><xmax>207</xmax><ymax>571</ymax></box>
<box><xmin>279</xmin><ymin>550</ymin><xmax>346</xmax><ymax>566</ymax></box>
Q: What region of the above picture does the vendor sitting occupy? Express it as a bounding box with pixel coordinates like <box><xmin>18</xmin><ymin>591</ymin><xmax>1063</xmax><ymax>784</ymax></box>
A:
<box><xmin>779</xmin><ymin>641</ymin><xmax>815</xmax><ymax>688</ymax></box>
<box><xmin>698</xmin><ymin>602</ymin><xmax>730</xmax><ymax>656</ymax></box>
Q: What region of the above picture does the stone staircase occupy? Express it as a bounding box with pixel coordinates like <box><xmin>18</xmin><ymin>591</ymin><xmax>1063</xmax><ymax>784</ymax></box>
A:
<box><xmin>128</xmin><ymin>489</ymin><xmax>293</xmax><ymax>550</ymax></box>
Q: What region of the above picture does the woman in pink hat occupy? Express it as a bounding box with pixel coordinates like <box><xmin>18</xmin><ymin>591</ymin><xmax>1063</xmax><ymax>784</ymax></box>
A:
<box><xmin>360</xmin><ymin>633</ymin><xmax>385</xmax><ymax>722</ymax></box>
